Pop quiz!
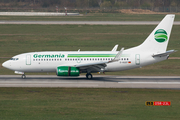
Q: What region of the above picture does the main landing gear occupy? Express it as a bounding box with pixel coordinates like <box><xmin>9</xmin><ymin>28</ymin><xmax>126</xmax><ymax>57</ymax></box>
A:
<box><xmin>21</xmin><ymin>74</ymin><xmax>26</xmax><ymax>79</ymax></box>
<box><xmin>86</xmin><ymin>73</ymin><xmax>93</xmax><ymax>79</ymax></box>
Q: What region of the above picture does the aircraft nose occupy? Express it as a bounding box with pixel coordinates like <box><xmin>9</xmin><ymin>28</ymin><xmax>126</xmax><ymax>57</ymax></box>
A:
<box><xmin>2</xmin><ymin>61</ymin><xmax>9</xmax><ymax>68</ymax></box>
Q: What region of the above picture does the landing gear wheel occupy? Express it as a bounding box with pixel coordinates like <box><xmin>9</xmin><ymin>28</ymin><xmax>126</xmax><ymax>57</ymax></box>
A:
<box><xmin>21</xmin><ymin>74</ymin><xmax>26</xmax><ymax>79</ymax></box>
<box><xmin>86</xmin><ymin>73</ymin><xmax>93</xmax><ymax>79</ymax></box>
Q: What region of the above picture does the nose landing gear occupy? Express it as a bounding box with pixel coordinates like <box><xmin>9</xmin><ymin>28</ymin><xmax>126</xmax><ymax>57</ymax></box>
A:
<box><xmin>21</xmin><ymin>74</ymin><xmax>26</xmax><ymax>79</ymax></box>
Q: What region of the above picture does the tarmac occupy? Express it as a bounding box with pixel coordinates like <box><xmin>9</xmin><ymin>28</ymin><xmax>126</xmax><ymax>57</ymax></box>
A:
<box><xmin>0</xmin><ymin>75</ymin><xmax>180</xmax><ymax>89</ymax></box>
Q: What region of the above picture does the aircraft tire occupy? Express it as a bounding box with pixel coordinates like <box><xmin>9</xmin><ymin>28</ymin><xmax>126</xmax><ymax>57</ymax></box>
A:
<box><xmin>86</xmin><ymin>73</ymin><xmax>93</xmax><ymax>79</ymax></box>
<box><xmin>21</xmin><ymin>74</ymin><xmax>26</xmax><ymax>79</ymax></box>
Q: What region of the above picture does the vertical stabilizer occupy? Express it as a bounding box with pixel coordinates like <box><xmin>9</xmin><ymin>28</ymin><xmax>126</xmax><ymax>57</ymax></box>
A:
<box><xmin>138</xmin><ymin>14</ymin><xmax>175</xmax><ymax>54</ymax></box>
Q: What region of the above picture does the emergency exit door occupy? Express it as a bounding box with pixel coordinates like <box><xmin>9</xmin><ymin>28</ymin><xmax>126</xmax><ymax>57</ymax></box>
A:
<box><xmin>135</xmin><ymin>54</ymin><xmax>140</xmax><ymax>65</ymax></box>
<box><xmin>26</xmin><ymin>55</ymin><xmax>31</xmax><ymax>65</ymax></box>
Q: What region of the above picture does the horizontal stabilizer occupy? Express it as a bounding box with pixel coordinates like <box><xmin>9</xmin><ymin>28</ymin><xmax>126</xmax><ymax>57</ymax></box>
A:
<box><xmin>111</xmin><ymin>44</ymin><xmax>118</xmax><ymax>52</ymax></box>
<box><xmin>152</xmin><ymin>50</ymin><xmax>177</xmax><ymax>57</ymax></box>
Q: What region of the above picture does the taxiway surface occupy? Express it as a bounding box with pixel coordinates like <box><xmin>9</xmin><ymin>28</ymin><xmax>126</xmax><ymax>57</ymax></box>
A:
<box><xmin>0</xmin><ymin>75</ymin><xmax>180</xmax><ymax>89</ymax></box>
<box><xmin>0</xmin><ymin>21</ymin><xmax>180</xmax><ymax>25</ymax></box>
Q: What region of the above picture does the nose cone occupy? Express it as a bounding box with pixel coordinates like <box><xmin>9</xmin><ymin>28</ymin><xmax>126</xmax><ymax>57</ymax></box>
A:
<box><xmin>2</xmin><ymin>61</ymin><xmax>9</xmax><ymax>68</ymax></box>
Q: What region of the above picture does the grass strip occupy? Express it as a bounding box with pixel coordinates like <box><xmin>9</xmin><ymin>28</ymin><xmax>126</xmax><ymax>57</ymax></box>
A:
<box><xmin>0</xmin><ymin>88</ymin><xmax>179</xmax><ymax>120</ymax></box>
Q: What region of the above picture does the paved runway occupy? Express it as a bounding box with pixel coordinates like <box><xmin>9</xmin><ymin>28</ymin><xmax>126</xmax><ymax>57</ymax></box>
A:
<box><xmin>0</xmin><ymin>21</ymin><xmax>180</xmax><ymax>25</ymax></box>
<box><xmin>0</xmin><ymin>75</ymin><xmax>180</xmax><ymax>89</ymax></box>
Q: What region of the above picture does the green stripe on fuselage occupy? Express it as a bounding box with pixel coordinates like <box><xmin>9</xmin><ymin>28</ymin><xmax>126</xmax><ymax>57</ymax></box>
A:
<box><xmin>68</xmin><ymin>54</ymin><xmax>116</xmax><ymax>58</ymax></box>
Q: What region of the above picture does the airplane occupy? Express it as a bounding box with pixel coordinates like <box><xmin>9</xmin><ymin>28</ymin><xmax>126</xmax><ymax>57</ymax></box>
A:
<box><xmin>2</xmin><ymin>14</ymin><xmax>176</xmax><ymax>79</ymax></box>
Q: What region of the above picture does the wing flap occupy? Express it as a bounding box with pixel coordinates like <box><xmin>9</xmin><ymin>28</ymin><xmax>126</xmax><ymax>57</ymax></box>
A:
<box><xmin>75</xmin><ymin>61</ymin><xmax>107</xmax><ymax>68</ymax></box>
<box><xmin>75</xmin><ymin>61</ymin><xmax>108</xmax><ymax>73</ymax></box>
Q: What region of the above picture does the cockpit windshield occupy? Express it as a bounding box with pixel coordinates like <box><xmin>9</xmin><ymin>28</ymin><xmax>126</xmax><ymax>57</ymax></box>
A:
<box><xmin>10</xmin><ymin>58</ymin><xmax>19</xmax><ymax>61</ymax></box>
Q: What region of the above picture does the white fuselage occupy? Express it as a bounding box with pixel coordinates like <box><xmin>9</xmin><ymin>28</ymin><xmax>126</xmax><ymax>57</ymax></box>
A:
<box><xmin>2</xmin><ymin>48</ymin><xmax>167</xmax><ymax>74</ymax></box>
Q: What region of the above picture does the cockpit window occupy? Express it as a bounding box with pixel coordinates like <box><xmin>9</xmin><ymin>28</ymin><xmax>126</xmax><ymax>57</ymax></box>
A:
<box><xmin>10</xmin><ymin>58</ymin><xmax>19</xmax><ymax>61</ymax></box>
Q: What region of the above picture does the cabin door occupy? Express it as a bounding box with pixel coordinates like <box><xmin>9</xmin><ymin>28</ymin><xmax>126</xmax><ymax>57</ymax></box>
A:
<box><xmin>135</xmin><ymin>54</ymin><xmax>140</xmax><ymax>65</ymax></box>
<box><xmin>26</xmin><ymin>54</ymin><xmax>31</xmax><ymax>65</ymax></box>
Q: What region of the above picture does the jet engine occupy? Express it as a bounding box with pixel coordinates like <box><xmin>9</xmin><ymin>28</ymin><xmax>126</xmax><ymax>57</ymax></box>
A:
<box><xmin>56</xmin><ymin>66</ymin><xmax>79</xmax><ymax>76</ymax></box>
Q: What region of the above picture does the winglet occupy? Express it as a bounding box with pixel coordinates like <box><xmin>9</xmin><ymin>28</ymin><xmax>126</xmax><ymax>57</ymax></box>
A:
<box><xmin>111</xmin><ymin>44</ymin><xmax>118</xmax><ymax>52</ymax></box>
<box><xmin>110</xmin><ymin>47</ymin><xmax>124</xmax><ymax>62</ymax></box>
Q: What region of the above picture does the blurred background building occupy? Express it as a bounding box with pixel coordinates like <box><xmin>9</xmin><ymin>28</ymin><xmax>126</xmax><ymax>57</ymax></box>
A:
<box><xmin>0</xmin><ymin>0</ymin><xmax>179</xmax><ymax>12</ymax></box>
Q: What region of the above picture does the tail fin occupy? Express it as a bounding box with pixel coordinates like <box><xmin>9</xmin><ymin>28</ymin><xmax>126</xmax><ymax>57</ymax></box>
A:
<box><xmin>138</xmin><ymin>14</ymin><xmax>175</xmax><ymax>54</ymax></box>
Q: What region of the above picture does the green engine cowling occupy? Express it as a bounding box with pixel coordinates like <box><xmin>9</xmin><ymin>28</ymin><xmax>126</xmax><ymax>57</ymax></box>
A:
<box><xmin>56</xmin><ymin>66</ymin><xmax>79</xmax><ymax>76</ymax></box>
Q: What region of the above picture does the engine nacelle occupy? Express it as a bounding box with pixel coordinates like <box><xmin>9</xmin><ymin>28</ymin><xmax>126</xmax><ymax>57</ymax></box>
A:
<box><xmin>56</xmin><ymin>66</ymin><xmax>79</xmax><ymax>76</ymax></box>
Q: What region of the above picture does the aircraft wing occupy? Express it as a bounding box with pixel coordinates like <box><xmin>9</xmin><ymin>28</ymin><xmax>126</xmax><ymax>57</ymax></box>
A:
<box><xmin>58</xmin><ymin>60</ymin><xmax>110</xmax><ymax>73</ymax></box>
<box><xmin>152</xmin><ymin>50</ymin><xmax>177</xmax><ymax>57</ymax></box>
<box><xmin>74</xmin><ymin>61</ymin><xmax>108</xmax><ymax>73</ymax></box>
<box><xmin>58</xmin><ymin>48</ymin><xmax>124</xmax><ymax>73</ymax></box>
<box><xmin>74</xmin><ymin>48</ymin><xmax>124</xmax><ymax>73</ymax></box>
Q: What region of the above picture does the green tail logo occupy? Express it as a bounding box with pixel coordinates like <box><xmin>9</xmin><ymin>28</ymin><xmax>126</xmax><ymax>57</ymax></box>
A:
<box><xmin>154</xmin><ymin>29</ymin><xmax>168</xmax><ymax>43</ymax></box>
